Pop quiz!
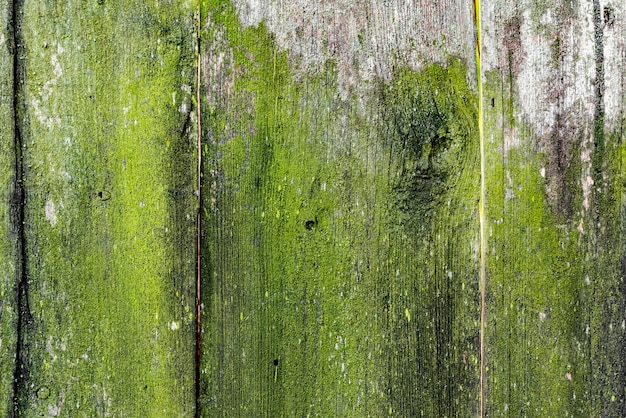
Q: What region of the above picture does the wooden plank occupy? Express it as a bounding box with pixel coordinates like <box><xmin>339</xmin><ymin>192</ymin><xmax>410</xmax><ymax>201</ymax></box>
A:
<box><xmin>482</xmin><ymin>0</ymin><xmax>626</xmax><ymax>415</ymax></box>
<box><xmin>0</xmin><ymin>1</ymin><xmax>19</xmax><ymax>414</ymax></box>
<box><xmin>11</xmin><ymin>1</ymin><xmax>198</xmax><ymax>415</ymax></box>
<box><xmin>199</xmin><ymin>0</ymin><xmax>482</xmax><ymax>415</ymax></box>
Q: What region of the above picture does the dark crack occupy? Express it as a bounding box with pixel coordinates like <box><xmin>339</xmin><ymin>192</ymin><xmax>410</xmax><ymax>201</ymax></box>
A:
<box><xmin>592</xmin><ymin>0</ymin><xmax>605</xmax><ymax>176</ymax></box>
<box><xmin>8</xmin><ymin>0</ymin><xmax>31</xmax><ymax>416</ymax></box>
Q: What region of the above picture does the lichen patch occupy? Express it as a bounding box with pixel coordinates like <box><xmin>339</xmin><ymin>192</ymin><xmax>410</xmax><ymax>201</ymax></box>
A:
<box><xmin>45</xmin><ymin>199</ymin><xmax>57</xmax><ymax>227</ymax></box>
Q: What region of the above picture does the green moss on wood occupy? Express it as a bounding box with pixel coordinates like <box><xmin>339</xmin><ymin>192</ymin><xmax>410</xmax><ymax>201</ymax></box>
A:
<box><xmin>484</xmin><ymin>67</ymin><xmax>626</xmax><ymax>416</ymax></box>
<box><xmin>0</xmin><ymin>1</ymin><xmax>19</xmax><ymax>413</ymax></box>
<box><xmin>377</xmin><ymin>60</ymin><xmax>480</xmax><ymax>417</ymax></box>
<box><xmin>15</xmin><ymin>1</ymin><xmax>197</xmax><ymax>415</ymax></box>
<box><xmin>200</xmin><ymin>2</ymin><xmax>480</xmax><ymax>416</ymax></box>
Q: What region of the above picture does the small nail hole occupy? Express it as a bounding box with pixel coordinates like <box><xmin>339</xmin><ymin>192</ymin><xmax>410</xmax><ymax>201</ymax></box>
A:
<box><xmin>94</xmin><ymin>190</ymin><xmax>111</xmax><ymax>201</ymax></box>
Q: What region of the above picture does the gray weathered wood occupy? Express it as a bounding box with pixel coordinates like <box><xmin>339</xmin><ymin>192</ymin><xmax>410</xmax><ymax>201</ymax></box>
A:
<box><xmin>482</xmin><ymin>0</ymin><xmax>626</xmax><ymax>415</ymax></box>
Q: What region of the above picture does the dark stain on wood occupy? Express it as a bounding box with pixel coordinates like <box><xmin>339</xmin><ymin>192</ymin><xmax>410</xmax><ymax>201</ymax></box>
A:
<box><xmin>593</xmin><ymin>0</ymin><xmax>606</xmax><ymax>177</ymax></box>
<box><xmin>503</xmin><ymin>15</ymin><xmax>524</xmax><ymax>76</ymax></box>
<box><xmin>8</xmin><ymin>0</ymin><xmax>33</xmax><ymax>414</ymax></box>
<box><xmin>604</xmin><ymin>5</ymin><xmax>615</xmax><ymax>28</ymax></box>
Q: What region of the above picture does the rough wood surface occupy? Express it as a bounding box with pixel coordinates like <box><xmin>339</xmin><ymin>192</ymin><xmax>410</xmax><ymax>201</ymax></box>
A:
<box><xmin>199</xmin><ymin>0</ymin><xmax>481</xmax><ymax>416</ymax></box>
<box><xmin>5</xmin><ymin>1</ymin><xmax>198</xmax><ymax>415</ymax></box>
<box><xmin>1</xmin><ymin>0</ymin><xmax>19</xmax><ymax>412</ymax></box>
<box><xmin>482</xmin><ymin>0</ymin><xmax>626</xmax><ymax>415</ymax></box>
<box><xmin>2</xmin><ymin>0</ymin><xmax>625</xmax><ymax>416</ymax></box>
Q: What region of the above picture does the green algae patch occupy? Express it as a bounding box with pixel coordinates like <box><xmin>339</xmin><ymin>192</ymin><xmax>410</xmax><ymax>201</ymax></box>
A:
<box><xmin>376</xmin><ymin>60</ymin><xmax>481</xmax><ymax>416</ymax></box>
<box><xmin>200</xmin><ymin>2</ymin><xmax>481</xmax><ymax>414</ymax></box>
<box><xmin>483</xmin><ymin>70</ymin><xmax>626</xmax><ymax>416</ymax></box>
<box><xmin>483</xmin><ymin>71</ymin><xmax>585</xmax><ymax>416</ymax></box>
<box><xmin>199</xmin><ymin>8</ymin><xmax>381</xmax><ymax>414</ymax></box>
<box><xmin>16</xmin><ymin>1</ymin><xmax>197</xmax><ymax>415</ymax></box>
<box><xmin>379</xmin><ymin>62</ymin><xmax>479</xmax><ymax>224</ymax></box>
<box><xmin>0</xmin><ymin>0</ymin><xmax>19</xmax><ymax>413</ymax></box>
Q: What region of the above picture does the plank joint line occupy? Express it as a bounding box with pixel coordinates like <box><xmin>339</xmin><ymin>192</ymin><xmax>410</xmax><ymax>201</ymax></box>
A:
<box><xmin>195</xmin><ymin>2</ymin><xmax>203</xmax><ymax>416</ymax></box>
<box><xmin>473</xmin><ymin>0</ymin><xmax>487</xmax><ymax>416</ymax></box>
<box><xmin>9</xmin><ymin>0</ymin><xmax>32</xmax><ymax>414</ymax></box>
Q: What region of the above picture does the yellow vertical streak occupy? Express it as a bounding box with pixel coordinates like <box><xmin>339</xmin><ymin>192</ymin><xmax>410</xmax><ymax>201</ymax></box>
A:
<box><xmin>473</xmin><ymin>0</ymin><xmax>486</xmax><ymax>416</ymax></box>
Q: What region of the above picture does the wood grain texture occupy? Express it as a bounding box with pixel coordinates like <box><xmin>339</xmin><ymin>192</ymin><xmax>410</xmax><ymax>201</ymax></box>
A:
<box><xmin>199</xmin><ymin>0</ymin><xmax>481</xmax><ymax>416</ymax></box>
<box><xmin>0</xmin><ymin>0</ymin><xmax>19</xmax><ymax>413</ymax></box>
<box><xmin>229</xmin><ymin>0</ymin><xmax>476</xmax><ymax>93</ymax></box>
<box><xmin>2</xmin><ymin>0</ymin><xmax>625</xmax><ymax>416</ymax></box>
<box><xmin>482</xmin><ymin>0</ymin><xmax>626</xmax><ymax>415</ymax></box>
<box><xmin>9</xmin><ymin>0</ymin><xmax>198</xmax><ymax>415</ymax></box>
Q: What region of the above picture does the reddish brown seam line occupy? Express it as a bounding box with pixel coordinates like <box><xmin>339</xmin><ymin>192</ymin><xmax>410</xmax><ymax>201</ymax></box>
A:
<box><xmin>195</xmin><ymin>2</ymin><xmax>202</xmax><ymax>417</ymax></box>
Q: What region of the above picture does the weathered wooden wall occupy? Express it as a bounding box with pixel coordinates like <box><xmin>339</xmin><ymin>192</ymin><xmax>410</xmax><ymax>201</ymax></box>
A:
<box><xmin>1</xmin><ymin>0</ymin><xmax>625</xmax><ymax>416</ymax></box>
<box><xmin>199</xmin><ymin>0</ymin><xmax>626</xmax><ymax>416</ymax></box>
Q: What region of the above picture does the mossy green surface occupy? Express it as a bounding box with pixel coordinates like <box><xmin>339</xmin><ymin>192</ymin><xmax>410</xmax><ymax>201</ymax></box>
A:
<box><xmin>377</xmin><ymin>63</ymin><xmax>481</xmax><ymax>417</ymax></box>
<box><xmin>483</xmin><ymin>69</ymin><xmax>626</xmax><ymax>416</ymax></box>
<box><xmin>200</xmin><ymin>2</ymin><xmax>480</xmax><ymax>415</ymax></box>
<box><xmin>14</xmin><ymin>1</ymin><xmax>197</xmax><ymax>415</ymax></box>
<box><xmin>0</xmin><ymin>1</ymin><xmax>19</xmax><ymax>414</ymax></box>
<box><xmin>5</xmin><ymin>1</ymin><xmax>624</xmax><ymax>415</ymax></box>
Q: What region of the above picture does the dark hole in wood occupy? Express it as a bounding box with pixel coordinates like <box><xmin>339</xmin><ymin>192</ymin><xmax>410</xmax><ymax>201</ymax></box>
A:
<box><xmin>305</xmin><ymin>220</ymin><xmax>316</xmax><ymax>230</ymax></box>
<box><xmin>491</xmin><ymin>97</ymin><xmax>495</xmax><ymax>108</ymax></box>
<box><xmin>95</xmin><ymin>190</ymin><xmax>111</xmax><ymax>201</ymax></box>
<box><xmin>273</xmin><ymin>359</ymin><xmax>279</xmax><ymax>366</ymax></box>
<box><xmin>604</xmin><ymin>6</ymin><xmax>615</xmax><ymax>27</ymax></box>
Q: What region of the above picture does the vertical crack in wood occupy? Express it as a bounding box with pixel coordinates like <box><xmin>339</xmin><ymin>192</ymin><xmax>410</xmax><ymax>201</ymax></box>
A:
<box><xmin>195</xmin><ymin>2</ymin><xmax>202</xmax><ymax>417</ymax></box>
<box><xmin>592</xmin><ymin>0</ymin><xmax>605</xmax><ymax>177</ymax></box>
<box><xmin>8</xmin><ymin>0</ymin><xmax>31</xmax><ymax>415</ymax></box>
<box><xmin>592</xmin><ymin>0</ymin><xmax>614</xmax><ymax>413</ymax></box>
<box><xmin>473</xmin><ymin>0</ymin><xmax>486</xmax><ymax>416</ymax></box>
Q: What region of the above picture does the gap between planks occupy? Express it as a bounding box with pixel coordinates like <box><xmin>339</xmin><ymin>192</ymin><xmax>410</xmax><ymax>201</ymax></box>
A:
<box><xmin>195</xmin><ymin>1</ymin><xmax>202</xmax><ymax>417</ymax></box>
<box><xmin>473</xmin><ymin>0</ymin><xmax>487</xmax><ymax>416</ymax></box>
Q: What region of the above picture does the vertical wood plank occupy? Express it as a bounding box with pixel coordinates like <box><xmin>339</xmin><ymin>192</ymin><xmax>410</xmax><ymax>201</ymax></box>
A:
<box><xmin>12</xmin><ymin>1</ymin><xmax>198</xmax><ymax>415</ymax></box>
<box><xmin>199</xmin><ymin>0</ymin><xmax>481</xmax><ymax>415</ymax></box>
<box><xmin>0</xmin><ymin>0</ymin><xmax>19</xmax><ymax>413</ymax></box>
<box><xmin>482</xmin><ymin>0</ymin><xmax>626</xmax><ymax>415</ymax></box>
